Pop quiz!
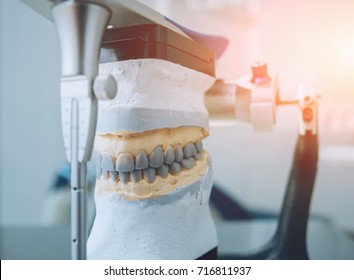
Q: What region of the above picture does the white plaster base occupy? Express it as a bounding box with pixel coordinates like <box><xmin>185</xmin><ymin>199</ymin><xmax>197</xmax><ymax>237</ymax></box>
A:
<box><xmin>97</xmin><ymin>59</ymin><xmax>215</xmax><ymax>134</ymax></box>
<box><xmin>87</xmin><ymin>164</ymin><xmax>217</xmax><ymax>260</ymax></box>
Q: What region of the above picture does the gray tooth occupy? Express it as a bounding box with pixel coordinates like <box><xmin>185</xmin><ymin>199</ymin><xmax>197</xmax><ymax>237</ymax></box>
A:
<box><xmin>131</xmin><ymin>169</ymin><xmax>142</xmax><ymax>183</ymax></box>
<box><xmin>135</xmin><ymin>150</ymin><xmax>149</xmax><ymax>170</ymax></box>
<box><xmin>194</xmin><ymin>153</ymin><xmax>204</xmax><ymax>161</ymax></box>
<box><xmin>169</xmin><ymin>162</ymin><xmax>181</xmax><ymax>176</ymax></box>
<box><xmin>174</xmin><ymin>144</ymin><xmax>183</xmax><ymax>162</ymax></box>
<box><xmin>164</xmin><ymin>146</ymin><xmax>175</xmax><ymax>165</ymax></box>
<box><xmin>149</xmin><ymin>146</ymin><xmax>164</xmax><ymax>168</ymax></box>
<box><xmin>183</xmin><ymin>143</ymin><xmax>195</xmax><ymax>158</ymax></box>
<box><xmin>102</xmin><ymin>153</ymin><xmax>115</xmax><ymax>171</ymax></box>
<box><xmin>92</xmin><ymin>150</ymin><xmax>101</xmax><ymax>166</ymax></box>
<box><xmin>143</xmin><ymin>168</ymin><xmax>156</xmax><ymax>184</ymax></box>
<box><xmin>195</xmin><ymin>141</ymin><xmax>203</xmax><ymax>153</ymax></box>
<box><xmin>120</xmin><ymin>172</ymin><xmax>129</xmax><ymax>184</ymax></box>
<box><xmin>116</xmin><ymin>153</ymin><xmax>134</xmax><ymax>172</ymax></box>
<box><xmin>109</xmin><ymin>171</ymin><xmax>118</xmax><ymax>182</ymax></box>
<box><xmin>157</xmin><ymin>164</ymin><xmax>169</xmax><ymax>178</ymax></box>
<box><xmin>191</xmin><ymin>144</ymin><xmax>197</xmax><ymax>157</ymax></box>
<box><xmin>181</xmin><ymin>157</ymin><xmax>195</xmax><ymax>170</ymax></box>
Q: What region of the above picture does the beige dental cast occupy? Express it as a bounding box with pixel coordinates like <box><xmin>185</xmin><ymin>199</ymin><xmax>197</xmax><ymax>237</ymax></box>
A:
<box><xmin>94</xmin><ymin>126</ymin><xmax>210</xmax><ymax>200</ymax></box>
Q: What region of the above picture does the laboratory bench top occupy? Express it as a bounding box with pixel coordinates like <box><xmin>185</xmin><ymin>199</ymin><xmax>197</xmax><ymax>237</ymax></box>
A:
<box><xmin>1</xmin><ymin>218</ymin><xmax>354</xmax><ymax>260</ymax></box>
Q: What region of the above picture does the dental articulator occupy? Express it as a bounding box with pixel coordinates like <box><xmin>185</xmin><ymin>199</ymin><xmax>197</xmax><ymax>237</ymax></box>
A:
<box><xmin>22</xmin><ymin>0</ymin><xmax>319</xmax><ymax>260</ymax></box>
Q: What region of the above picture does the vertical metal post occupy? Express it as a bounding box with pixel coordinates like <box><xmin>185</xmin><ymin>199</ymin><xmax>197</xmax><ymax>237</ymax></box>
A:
<box><xmin>70</xmin><ymin>99</ymin><xmax>87</xmax><ymax>259</ymax></box>
<box><xmin>52</xmin><ymin>1</ymin><xmax>111</xmax><ymax>260</ymax></box>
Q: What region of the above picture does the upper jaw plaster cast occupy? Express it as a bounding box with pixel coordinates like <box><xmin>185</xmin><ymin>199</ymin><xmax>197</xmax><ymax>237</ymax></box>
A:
<box><xmin>87</xmin><ymin>59</ymin><xmax>218</xmax><ymax>259</ymax></box>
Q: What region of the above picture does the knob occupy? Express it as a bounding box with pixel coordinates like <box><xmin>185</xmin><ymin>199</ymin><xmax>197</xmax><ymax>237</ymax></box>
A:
<box><xmin>250</xmin><ymin>61</ymin><xmax>271</xmax><ymax>85</ymax></box>
<box><xmin>93</xmin><ymin>75</ymin><xmax>117</xmax><ymax>100</ymax></box>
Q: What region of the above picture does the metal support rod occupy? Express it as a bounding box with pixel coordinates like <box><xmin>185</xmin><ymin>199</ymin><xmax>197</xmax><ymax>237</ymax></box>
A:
<box><xmin>70</xmin><ymin>99</ymin><xmax>87</xmax><ymax>260</ymax></box>
<box><xmin>70</xmin><ymin>163</ymin><xmax>87</xmax><ymax>259</ymax></box>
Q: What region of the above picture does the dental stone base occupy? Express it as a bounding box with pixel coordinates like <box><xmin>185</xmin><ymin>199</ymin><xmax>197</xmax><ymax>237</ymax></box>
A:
<box><xmin>87</xmin><ymin>165</ymin><xmax>217</xmax><ymax>260</ymax></box>
<box><xmin>96</xmin><ymin>59</ymin><xmax>213</xmax><ymax>134</ymax></box>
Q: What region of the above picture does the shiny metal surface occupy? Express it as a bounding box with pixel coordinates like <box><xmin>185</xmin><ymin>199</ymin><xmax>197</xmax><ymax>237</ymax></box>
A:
<box><xmin>22</xmin><ymin>0</ymin><xmax>187</xmax><ymax>37</ymax></box>
<box><xmin>52</xmin><ymin>2</ymin><xmax>110</xmax><ymax>77</ymax></box>
<box><xmin>51</xmin><ymin>1</ymin><xmax>111</xmax><ymax>260</ymax></box>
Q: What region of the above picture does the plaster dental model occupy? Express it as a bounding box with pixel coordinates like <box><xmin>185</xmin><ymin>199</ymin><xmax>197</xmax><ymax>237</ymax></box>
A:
<box><xmin>87</xmin><ymin>58</ymin><xmax>217</xmax><ymax>259</ymax></box>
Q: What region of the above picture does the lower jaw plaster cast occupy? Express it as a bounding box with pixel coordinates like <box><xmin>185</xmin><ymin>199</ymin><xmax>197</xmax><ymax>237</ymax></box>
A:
<box><xmin>87</xmin><ymin>59</ymin><xmax>218</xmax><ymax>259</ymax></box>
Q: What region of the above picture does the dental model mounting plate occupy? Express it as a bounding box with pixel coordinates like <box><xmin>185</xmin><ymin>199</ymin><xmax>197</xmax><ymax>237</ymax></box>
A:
<box><xmin>100</xmin><ymin>24</ymin><xmax>215</xmax><ymax>76</ymax></box>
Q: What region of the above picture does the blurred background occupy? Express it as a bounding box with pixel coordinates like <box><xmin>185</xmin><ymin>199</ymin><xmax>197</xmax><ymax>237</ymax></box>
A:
<box><xmin>1</xmin><ymin>0</ymin><xmax>354</xmax><ymax>258</ymax></box>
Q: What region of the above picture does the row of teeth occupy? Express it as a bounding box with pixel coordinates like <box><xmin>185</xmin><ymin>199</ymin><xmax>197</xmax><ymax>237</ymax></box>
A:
<box><xmin>92</xmin><ymin>141</ymin><xmax>204</xmax><ymax>184</ymax></box>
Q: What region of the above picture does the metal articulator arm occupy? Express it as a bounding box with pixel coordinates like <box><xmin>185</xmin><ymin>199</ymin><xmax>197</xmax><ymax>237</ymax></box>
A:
<box><xmin>266</xmin><ymin>88</ymin><xmax>319</xmax><ymax>259</ymax></box>
<box><xmin>220</xmin><ymin>89</ymin><xmax>319</xmax><ymax>260</ymax></box>
<box><xmin>267</xmin><ymin>132</ymin><xmax>318</xmax><ymax>259</ymax></box>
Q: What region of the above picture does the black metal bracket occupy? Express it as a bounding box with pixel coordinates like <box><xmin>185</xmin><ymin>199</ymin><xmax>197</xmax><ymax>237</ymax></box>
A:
<box><xmin>216</xmin><ymin>133</ymin><xmax>319</xmax><ymax>260</ymax></box>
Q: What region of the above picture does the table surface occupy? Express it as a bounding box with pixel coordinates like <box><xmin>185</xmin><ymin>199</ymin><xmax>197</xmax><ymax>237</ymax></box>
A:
<box><xmin>1</xmin><ymin>218</ymin><xmax>354</xmax><ymax>260</ymax></box>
